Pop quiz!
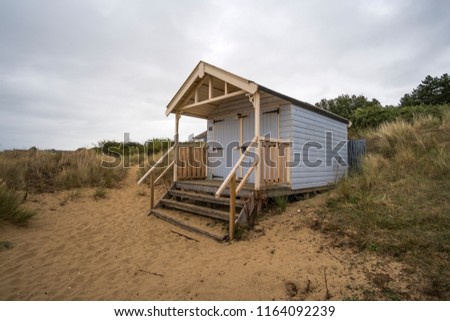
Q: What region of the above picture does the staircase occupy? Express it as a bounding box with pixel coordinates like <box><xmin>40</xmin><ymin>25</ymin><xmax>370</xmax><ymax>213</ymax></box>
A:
<box><xmin>150</xmin><ymin>180</ymin><xmax>257</xmax><ymax>241</ymax></box>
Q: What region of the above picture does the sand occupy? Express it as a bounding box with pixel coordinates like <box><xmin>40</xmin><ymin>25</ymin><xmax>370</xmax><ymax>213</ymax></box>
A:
<box><xmin>0</xmin><ymin>168</ymin><xmax>417</xmax><ymax>300</ymax></box>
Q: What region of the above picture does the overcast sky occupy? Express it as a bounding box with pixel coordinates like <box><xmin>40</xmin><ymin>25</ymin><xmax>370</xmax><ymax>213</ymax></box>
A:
<box><xmin>1</xmin><ymin>0</ymin><xmax>449</xmax><ymax>150</ymax></box>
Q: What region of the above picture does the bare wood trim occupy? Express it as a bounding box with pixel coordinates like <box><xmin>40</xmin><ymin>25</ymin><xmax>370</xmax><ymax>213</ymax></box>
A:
<box><xmin>204</xmin><ymin>63</ymin><xmax>258</xmax><ymax>94</ymax></box>
<box><xmin>208</xmin><ymin>77</ymin><xmax>213</xmax><ymax>99</ymax></box>
<box><xmin>173</xmin><ymin>113</ymin><xmax>180</xmax><ymax>181</ymax></box>
<box><xmin>239</xmin><ymin>117</ymin><xmax>243</xmax><ymax>178</ymax></box>
<box><xmin>165</xmin><ymin>62</ymin><xmax>203</xmax><ymax>116</ymax></box>
<box><xmin>229</xmin><ymin>174</ymin><xmax>236</xmax><ymax>241</ymax></box>
<box><xmin>137</xmin><ymin>145</ymin><xmax>175</xmax><ymax>185</ymax></box>
<box><xmin>253</xmin><ymin>92</ymin><xmax>261</xmax><ymax>190</ymax></box>
<box><xmin>180</xmin><ymin>90</ymin><xmax>246</xmax><ymax>111</ymax></box>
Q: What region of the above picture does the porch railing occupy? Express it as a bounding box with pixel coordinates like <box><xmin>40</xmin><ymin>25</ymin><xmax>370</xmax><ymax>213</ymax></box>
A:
<box><xmin>177</xmin><ymin>143</ymin><xmax>207</xmax><ymax>180</ymax></box>
<box><xmin>137</xmin><ymin>144</ymin><xmax>175</xmax><ymax>211</ymax></box>
<box><xmin>261</xmin><ymin>138</ymin><xmax>291</xmax><ymax>185</ymax></box>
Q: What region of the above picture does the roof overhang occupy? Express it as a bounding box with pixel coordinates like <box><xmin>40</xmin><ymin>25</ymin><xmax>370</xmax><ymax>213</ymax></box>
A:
<box><xmin>164</xmin><ymin>61</ymin><xmax>349</xmax><ymax>125</ymax></box>
<box><xmin>165</xmin><ymin>61</ymin><xmax>258</xmax><ymax>118</ymax></box>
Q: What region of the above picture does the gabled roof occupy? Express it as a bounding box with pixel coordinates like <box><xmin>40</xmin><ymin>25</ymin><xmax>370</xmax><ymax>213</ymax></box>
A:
<box><xmin>166</xmin><ymin>61</ymin><xmax>349</xmax><ymax>124</ymax></box>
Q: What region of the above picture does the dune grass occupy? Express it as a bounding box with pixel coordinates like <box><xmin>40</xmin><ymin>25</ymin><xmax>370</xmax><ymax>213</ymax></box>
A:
<box><xmin>312</xmin><ymin>110</ymin><xmax>450</xmax><ymax>299</ymax></box>
<box><xmin>0</xmin><ymin>149</ymin><xmax>127</xmax><ymax>225</ymax></box>
<box><xmin>0</xmin><ymin>149</ymin><xmax>127</xmax><ymax>193</ymax></box>
<box><xmin>0</xmin><ymin>184</ymin><xmax>35</xmax><ymax>226</ymax></box>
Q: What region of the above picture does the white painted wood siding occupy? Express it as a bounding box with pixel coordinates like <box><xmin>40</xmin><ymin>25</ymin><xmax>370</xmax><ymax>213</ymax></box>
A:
<box><xmin>290</xmin><ymin>105</ymin><xmax>348</xmax><ymax>190</ymax></box>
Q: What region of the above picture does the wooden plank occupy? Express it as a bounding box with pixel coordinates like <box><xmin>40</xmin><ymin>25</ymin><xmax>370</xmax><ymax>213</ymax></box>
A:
<box><xmin>181</xmin><ymin>90</ymin><xmax>246</xmax><ymax>111</ymax></box>
<box><xmin>208</xmin><ymin>77</ymin><xmax>213</xmax><ymax>99</ymax></box>
<box><xmin>174</xmin><ymin>113</ymin><xmax>180</xmax><ymax>181</ymax></box>
<box><xmin>270</xmin><ymin>144</ymin><xmax>276</xmax><ymax>183</ymax></box>
<box><xmin>168</xmin><ymin>189</ymin><xmax>245</xmax><ymax>207</ymax></box>
<box><xmin>160</xmin><ymin>199</ymin><xmax>229</xmax><ymax>221</ymax></box>
<box><xmin>151</xmin><ymin>209</ymin><xmax>226</xmax><ymax>242</ymax></box>
<box><xmin>278</xmin><ymin>145</ymin><xmax>283</xmax><ymax>184</ymax></box>
<box><xmin>253</xmin><ymin>92</ymin><xmax>261</xmax><ymax>190</ymax></box>
<box><xmin>264</xmin><ymin>142</ymin><xmax>269</xmax><ymax>184</ymax></box>
<box><xmin>229</xmin><ymin>174</ymin><xmax>236</xmax><ymax>241</ymax></box>
<box><xmin>176</xmin><ymin>181</ymin><xmax>253</xmax><ymax>197</ymax></box>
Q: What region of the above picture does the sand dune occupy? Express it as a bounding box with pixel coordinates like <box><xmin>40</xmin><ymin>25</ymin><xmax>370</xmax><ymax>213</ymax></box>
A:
<box><xmin>0</xmin><ymin>169</ymin><xmax>416</xmax><ymax>300</ymax></box>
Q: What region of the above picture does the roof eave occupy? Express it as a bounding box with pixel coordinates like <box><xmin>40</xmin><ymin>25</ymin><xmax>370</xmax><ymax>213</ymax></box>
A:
<box><xmin>258</xmin><ymin>85</ymin><xmax>350</xmax><ymax>125</ymax></box>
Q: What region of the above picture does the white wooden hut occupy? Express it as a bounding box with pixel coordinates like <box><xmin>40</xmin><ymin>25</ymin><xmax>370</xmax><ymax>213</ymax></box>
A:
<box><xmin>139</xmin><ymin>61</ymin><xmax>349</xmax><ymax>240</ymax></box>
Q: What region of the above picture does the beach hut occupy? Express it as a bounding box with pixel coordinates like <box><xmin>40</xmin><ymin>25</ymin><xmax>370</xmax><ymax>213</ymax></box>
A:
<box><xmin>139</xmin><ymin>61</ymin><xmax>349</xmax><ymax>240</ymax></box>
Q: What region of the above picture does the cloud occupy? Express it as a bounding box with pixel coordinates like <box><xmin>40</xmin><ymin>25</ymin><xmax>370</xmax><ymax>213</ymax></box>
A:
<box><xmin>0</xmin><ymin>0</ymin><xmax>449</xmax><ymax>150</ymax></box>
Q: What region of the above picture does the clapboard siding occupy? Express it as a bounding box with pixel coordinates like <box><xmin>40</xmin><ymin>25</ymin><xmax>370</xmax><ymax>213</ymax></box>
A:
<box><xmin>279</xmin><ymin>104</ymin><xmax>291</xmax><ymax>140</ymax></box>
<box><xmin>206</xmin><ymin>92</ymin><xmax>347</xmax><ymax>190</ymax></box>
<box><xmin>291</xmin><ymin>104</ymin><xmax>348</xmax><ymax>190</ymax></box>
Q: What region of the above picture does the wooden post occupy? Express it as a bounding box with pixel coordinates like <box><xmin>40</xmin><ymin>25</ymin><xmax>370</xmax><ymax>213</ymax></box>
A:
<box><xmin>253</xmin><ymin>91</ymin><xmax>261</xmax><ymax>190</ymax></box>
<box><xmin>174</xmin><ymin>113</ymin><xmax>180</xmax><ymax>182</ymax></box>
<box><xmin>150</xmin><ymin>171</ymin><xmax>155</xmax><ymax>210</ymax></box>
<box><xmin>229</xmin><ymin>174</ymin><xmax>236</xmax><ymax>241</ymax></box>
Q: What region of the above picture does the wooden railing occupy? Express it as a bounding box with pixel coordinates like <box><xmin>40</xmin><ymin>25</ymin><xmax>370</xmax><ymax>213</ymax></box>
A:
<box><xmin>261</xmin><ymin>138</ymin><xmax>291</xmax><ymax>185</ymax></box>
<box><xmin>177</xmin><ymin>144</ymin><xmax>207</xmax><ymax>180</ymax></box>
<box><xmin>137</xmin><ymin>145</ymin><xmax>175</xmax><ymax>210</ymax></box>
<box><xmin>215</xmin><ymin>136</ymin><xmax>259</xmax><ymax>240</ymax></box>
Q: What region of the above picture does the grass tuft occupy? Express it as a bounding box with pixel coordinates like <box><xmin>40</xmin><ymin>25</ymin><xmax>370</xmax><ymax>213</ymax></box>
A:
<box><xmin>59</xmin><ymin>189</ymin><xmax>82</xmax><ymax>206</ymax></box>
<box><xmin>0</xmin><ymin>184</ymin><xmax>35</xmax><ymax>226</ymax></box>
<box><xmin>93</xmin><ymin>187</ymin><xmax>107</xmax><ymax>200</ymax></box>
<box><xmin>274</xmin><ymin>196</ymin><xmax>289</xmax><ymax>213</ymax></box>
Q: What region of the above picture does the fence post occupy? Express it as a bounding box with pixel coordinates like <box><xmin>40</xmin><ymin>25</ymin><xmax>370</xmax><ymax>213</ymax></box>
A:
<box><xmin>229</xmin><ymin>174</ymin><xmax>236</xmax><ymax>241</ymax></box>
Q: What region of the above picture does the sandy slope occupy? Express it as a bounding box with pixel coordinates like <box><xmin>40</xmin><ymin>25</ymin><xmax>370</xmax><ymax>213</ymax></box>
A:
<box><xmin>0</xmin><ymin>168</ymin><xmax>415</xmax><ymax>300</ymax></box>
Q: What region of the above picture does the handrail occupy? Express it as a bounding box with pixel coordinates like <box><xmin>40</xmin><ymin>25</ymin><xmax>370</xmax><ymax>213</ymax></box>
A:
<box><xmin>154</xmin><ymin>161</ymin><xmax>174</xmax><ymax>184</ymax></box>
<box><xmin>236</xmin><ymin>158</ymin><xmax>258</xmax><ymax>195</ymax></box>
<box><xmin>137</xmin><ymin>145</ymin><xmax>175</xmax><ymax>185</ymax></box>
<box><xmin>215</xmin><ymin>136</ymin><xmax>258</xmax><ymax>198</ymax></box>
<box><xmin>260</xmin><ymin>137</ymin><xmax>291</xmax><ymax>143</ymax></box>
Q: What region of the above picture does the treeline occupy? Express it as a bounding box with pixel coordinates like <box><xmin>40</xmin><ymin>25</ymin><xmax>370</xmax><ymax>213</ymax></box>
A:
<box><xmin>94</xmin><ymin>138</ymin><xmax>173</xmax><ymax>156</ymax></box>
<box><xmin>316</xmin><ymin>73</ymin><xmax>450</xmax><ymax>131</ymax></box>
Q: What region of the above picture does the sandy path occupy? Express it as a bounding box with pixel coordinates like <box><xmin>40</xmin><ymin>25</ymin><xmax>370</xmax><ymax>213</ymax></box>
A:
<box><xmin>0</xmin><ymin>168</ymin><xmax>414</xmax><ymax>300</ymax></box>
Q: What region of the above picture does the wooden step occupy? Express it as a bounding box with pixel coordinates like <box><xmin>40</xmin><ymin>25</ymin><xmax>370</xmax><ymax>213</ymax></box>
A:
<box><xmin>150</xmin><ymin>209</ymin><xmax>227</xmax><ymax>242</ymax></box>
<box><xmin>168</xmin><ymin>189</ymin><xmax>245</xmax><ymax>208</ymax></box>
<box><xmin>159</xmin><ymin>199</ymin><xmax>229</xmax><ymax>221</ymax></box>
<box><xmin>175</xmin><ymin>181</ymin><xmax>253</xmax><ymax>197</ymax></box>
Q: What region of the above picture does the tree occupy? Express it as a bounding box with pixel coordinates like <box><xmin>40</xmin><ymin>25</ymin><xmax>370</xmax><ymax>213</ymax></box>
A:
<box><xmin>315</xmin><ymin>94</ymin><xmax>381</xmax><ymax>119</ymax></box>
<box><xmin>400</xmin><ymin>73</ymin><xmax>450</xmax><ymax>106</ymax></box>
